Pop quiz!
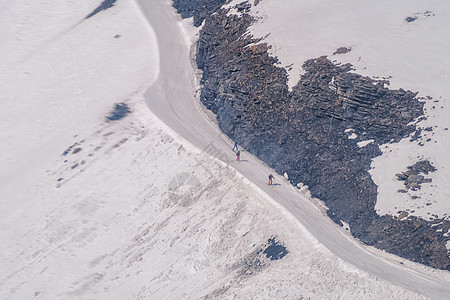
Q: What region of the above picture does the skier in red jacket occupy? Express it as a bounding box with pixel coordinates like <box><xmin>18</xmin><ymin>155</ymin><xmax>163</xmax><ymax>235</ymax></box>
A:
<box><xmin>268</xmin><ymin>174</ymin><xmax>274</xmax><ymax>185</ymax></box>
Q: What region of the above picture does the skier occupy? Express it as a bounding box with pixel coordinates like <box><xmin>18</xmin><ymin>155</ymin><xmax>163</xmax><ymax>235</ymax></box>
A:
<box><xmin>232</xmin><ymin>141</ymin><xmax>239</xmax><ymax>151</ymax></box>
<box><xmin>268</xmin><ymin>174</ymin><xmax>274</xmax><ymax>185</ymax></box>
<box><xmin>236</xmin><ymin>150</ymin><xmax>240</xmax><ymax>161</ymax></box>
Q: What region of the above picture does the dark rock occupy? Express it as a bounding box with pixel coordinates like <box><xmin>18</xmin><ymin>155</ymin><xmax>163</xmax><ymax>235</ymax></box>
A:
<box><xmin>172</xmin><ymin>0</ymin><xmax>227</xmax><ymax>26</ymax></box>
<box><xmin>106</xmin><ymin>103</ymin><xmax>131</xmax><ymax>121</ymax></box>
<box><xmin>333</xmin><ymin>47</ymin><xmax>351</xmax><ymax>55</ymax></box>
<box><xmin>406</xmin><ymin>174</ymin><xmax>424</xmax><ymax>183</ymax></box>
<box><xmin>181</xmin><ymin>1</ymin><xmax>450</xmax><ymax>270</ymax></box>
<box><xmin>86</xmin><ymin>0</ymin><xmax>117</xmax><ymax>19</ymax></box>
<box><xmin>262</xmin><ymin>237</ymin><xmax>288</xmax><ymax>260</ymax></box>
<box><xmin>396</xmin><ymin>173</ymin><xmax>408</xmax><ymax>181</ymax></box>
<box><xmin>412</xmin><ymin>160</ymin><xmax>437</xmax><ymax>174</ymax></box>
<box><xmin>396</xmin><ymin>160</ymin><xmax>436</xmax><ymax>191</ymax></box>
<box><xmin>235</xmin><ymin>1</ymin><xmax>251</xmax><ymax>13</ymax></box>
<box><xmin>410</xmin><ymin>128</ymin><xmax>422</xmax><ymax>142</ymax></box>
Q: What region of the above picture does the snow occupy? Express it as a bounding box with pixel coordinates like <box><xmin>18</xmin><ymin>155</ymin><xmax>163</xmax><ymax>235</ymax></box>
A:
<box><xmin>347</xmin><ymin>132</ymin><xmax>358</xmax><ymax>140</ymax></box>
<box><xmin>0</xmin><ymin>0</ymin><xmax>159</xmax><ymax>227</ymax></box>
<box><xmin>236</xmin><ymin>0</ymin><xmax>450</xmax><ymax>221</ymax></box>
<box><xmin>1</xmin><ymin>97</ymin><xmax>431</xmax><ymax>298</ymax></box>
<box><xmin>340</xmin><ymin>220</ymin><xmax>351</xmax><ymax>233</ymax></box>
<box><xmin>358</xmin><ymin>139</ymin><xmax>375</xmax><ymax>148</ymax></box>
<box><xmin>137</xmin><ymin>0</ymin><xmax>450</xmax><ymax>298</ymax></box>
<box><xmin>372</xmin><ymin>137</ymin><xmax>449</xmax><ymax>221</ymax></box>
<box><xmin>0</xmin><ymin>0</ymin><xmax>449</xmax><ymax>299</ymax></box>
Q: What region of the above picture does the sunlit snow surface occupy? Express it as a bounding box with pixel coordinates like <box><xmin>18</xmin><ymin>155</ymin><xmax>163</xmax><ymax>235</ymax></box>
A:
<box><xmin>0</xmin><ymin>0</ymin><xmax>447</xmax><ymax>298</ymax></box>
<box><xmin>228</xmin><ymin>0</ymin><xmax>450</xmax><ymax>221</ymax></box>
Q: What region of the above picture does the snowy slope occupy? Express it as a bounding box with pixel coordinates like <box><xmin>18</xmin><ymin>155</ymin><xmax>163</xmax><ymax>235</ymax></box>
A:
<box><xmin>137</xmin><ymin>0</ymin><xmax>450</xmax><ymax>298</ymax></box>
<box><xmin>1</xmin><ymin>98</ymin><xmax>433</xmax><ymax>300</ymax></box>
<box><xmin>230</xmin><ymin>0</ymin><xmax>450</xmax><ymax>222</ymax></box>
<box><xmin>0</xmin><ymin>0</ymin><xmax>159</xmax><ymax>230</ymax></box>
<box><xmin>0</xmin><ymin>0</ymin><xmax>448</xmax><ymax>299</ymax></box>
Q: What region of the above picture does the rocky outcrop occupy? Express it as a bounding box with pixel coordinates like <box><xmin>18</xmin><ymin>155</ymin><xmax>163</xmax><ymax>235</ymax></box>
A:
<box><xmin>396</xmin><ymin>160</ymin><xmax>436</xmax><ymax>191</ymax></box>
<box><xmin>172</xmin><ymin>0</ymin><xmax>227</xmax><ymax>26</ymax></box>
<box><xmin>106</xmin><ymin>103</ymin><xmax>131</xmax><ymax>121</ymax></box>
<box><xmin>86</xmin><ymin>0</ymin><xmax>117</xmax><ymax>19</ymax></box>
<box><xmin>174</xmin><ymin>2</ymin><xmax>450</xmax><ymax>270</ymax></box>
<box><xmin>333</xmin><ymin>47</ymin><xmax>352</xmax><ymax>55</ymax></box>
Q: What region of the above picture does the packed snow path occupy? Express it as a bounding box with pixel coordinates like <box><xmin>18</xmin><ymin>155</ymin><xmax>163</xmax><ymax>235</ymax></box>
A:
<box><xmin>136</xmin><ymin>0</ymin><xmax>450</xmax><ymax>298</ymax></box>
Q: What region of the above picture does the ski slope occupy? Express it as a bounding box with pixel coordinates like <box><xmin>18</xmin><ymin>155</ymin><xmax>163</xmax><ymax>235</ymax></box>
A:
<box><xmin>0</xmin><ymin>0</ymin><xmax>448</xmax><ymax>298</ymax></box>
<box><xmin>136</xmin><ymin>0</ymin><xmax>450</xmax><ymax>298</ymax></box>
